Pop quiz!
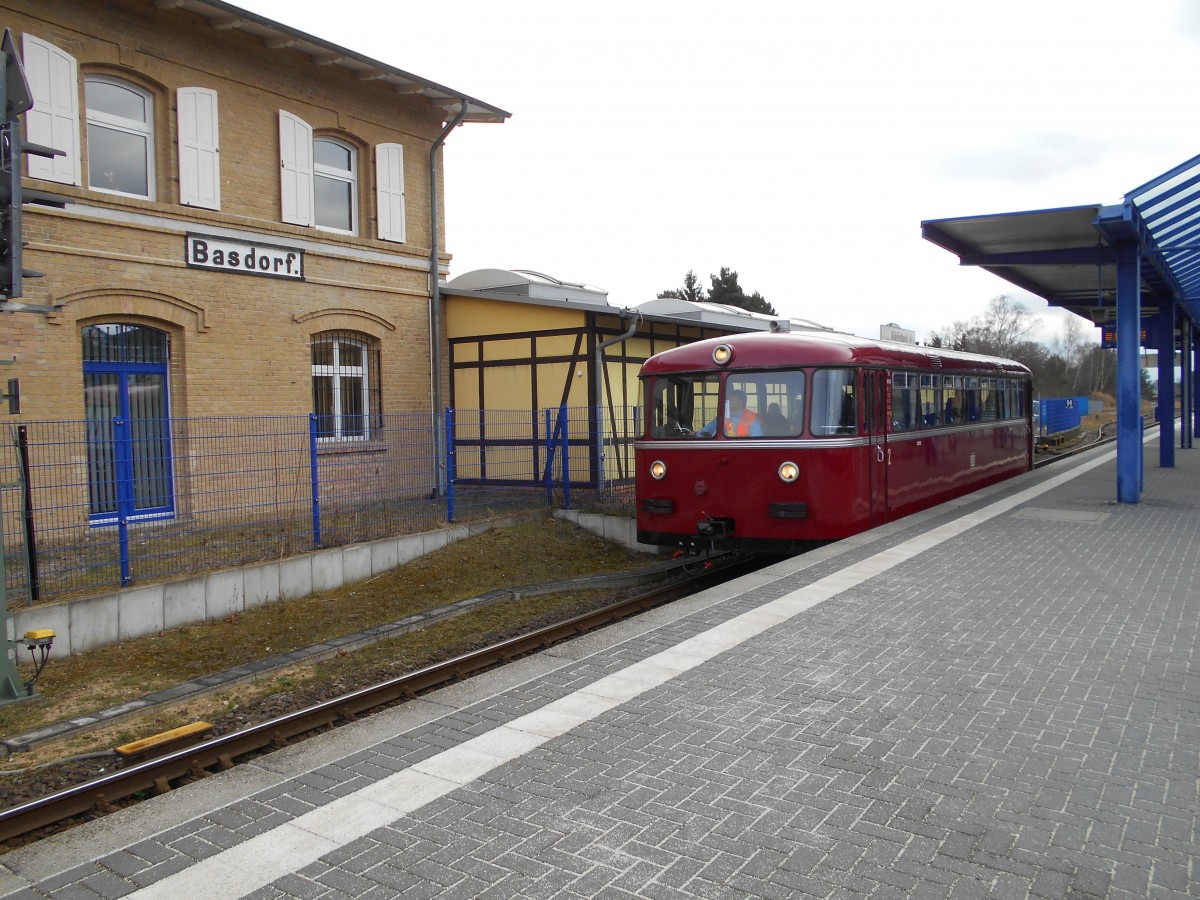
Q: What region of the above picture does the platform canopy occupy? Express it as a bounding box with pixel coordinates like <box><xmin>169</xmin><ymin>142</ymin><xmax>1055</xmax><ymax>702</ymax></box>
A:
<box><xmin>921</xmin><ymin>153</ymin><xmax>1200</xmax><ymax>328</ymax></box>
<box><xmin>921</xmin><ymin>152</ymin><xmax>1200</xmax><ymax>504</ymax></box>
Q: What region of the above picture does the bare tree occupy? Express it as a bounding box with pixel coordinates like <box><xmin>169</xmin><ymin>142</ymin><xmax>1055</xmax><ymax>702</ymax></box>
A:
<box><xmin>1050</xmin><ymin>315</ymin><xmax>1086</xmax><ymax>393</ymax></box>
<box><xmin>1079</xmin><ymin>345</ymin><xmax>1118</xmax><ymax>397</ymax></box>
<box><xmin>977</xmin><ymin>295</ymin><xmax>1038</xmax><ymax>357</ymax></box>
<box><xmin>927</xmin><ymin>295</ymin><xmax>1038</xmax><ymax>357</ymax></box>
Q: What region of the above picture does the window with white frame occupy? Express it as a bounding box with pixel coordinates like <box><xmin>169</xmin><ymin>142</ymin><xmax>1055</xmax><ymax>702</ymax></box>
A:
<box><xmin>85</xmin><ymin>76</ymin><xmax>155</xmax><ymax>198</ymax></box>
<box><xmin>311</xmin><ymin>332</ymin><xmax>381</xmax><ymax>440</ymax></box>
<box><xmin>313</xmin><ymin>137</ymin><xmax>357</xmax><ymax>234</ymax></box>
<box><xmin>280</xmin><ymin>111</ymin><xmax>403</xmax><ymax>240</ymax></box>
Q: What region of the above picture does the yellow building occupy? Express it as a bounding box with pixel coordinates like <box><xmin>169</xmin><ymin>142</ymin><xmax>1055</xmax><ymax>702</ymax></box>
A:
<box><xmin>442</xmin><ymin>269</ymin><xmax>808</xmax><ymax>488</ymax></box>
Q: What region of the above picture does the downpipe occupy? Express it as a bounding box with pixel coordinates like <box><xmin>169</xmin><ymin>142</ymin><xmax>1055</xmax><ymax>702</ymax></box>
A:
<box><xmin>429</xmin><ymin>99</ymin><xmax>469</xmax><ymax>497</ymax></box>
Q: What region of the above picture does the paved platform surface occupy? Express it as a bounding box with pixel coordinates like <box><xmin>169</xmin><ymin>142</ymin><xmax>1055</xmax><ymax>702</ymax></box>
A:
<box><xmin>0</xmin><ymin>436</ymin><xmax>1196</xmax><ymax>899</ymax></box>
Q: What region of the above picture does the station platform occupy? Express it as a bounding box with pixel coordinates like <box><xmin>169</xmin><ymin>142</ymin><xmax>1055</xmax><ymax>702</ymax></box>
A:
<box><xmin>0</xmin><ymin>435</ymin><xmax>1196</xmax><ymax>899</ymax></box>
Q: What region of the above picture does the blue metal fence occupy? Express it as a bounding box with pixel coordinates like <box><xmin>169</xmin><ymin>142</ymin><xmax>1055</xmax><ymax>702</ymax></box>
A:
<box><xmin>2</xmin><ymin>406</ymin><xmax>619</xmax><ymax>606</ymax></box>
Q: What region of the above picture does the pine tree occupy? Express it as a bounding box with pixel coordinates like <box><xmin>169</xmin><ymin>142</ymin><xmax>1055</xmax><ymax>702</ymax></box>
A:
<box><xmin>657</xmin><ymin>270</ymin><xmax>706</xmax><ymax>303</ymax></box>
<box><xmin>707</xmin><ymin>267</ymin><xmax>777</xmax><ymax>316</ymax></box>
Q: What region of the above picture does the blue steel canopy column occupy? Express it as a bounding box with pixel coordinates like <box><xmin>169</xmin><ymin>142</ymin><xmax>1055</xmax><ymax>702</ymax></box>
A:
<box><xmin>1182</xmin><ymin>324</ymin><xmax>1193</xmax><ymax>450</ymax></box>
<box><xmin>1114</xmin><ymin>239</ymin><xmax>1144</xmax><ymax>502</ymax></box>
<box><xmin>1156</xmin><ymin>301</ymin><xmax>1175</xmax><ymax>468</ymax></box>
<box><xmin>1194</xmin><ymin>329</ymin><xmax>1200</xmax><ymax>443</ymax></box>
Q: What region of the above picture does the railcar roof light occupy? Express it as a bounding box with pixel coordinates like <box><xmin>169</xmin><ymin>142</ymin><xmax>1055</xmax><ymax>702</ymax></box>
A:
<box><xmin>712</xmin><ymin>344</ymin><xmax>733</xmax><ymax>366</ymax></box>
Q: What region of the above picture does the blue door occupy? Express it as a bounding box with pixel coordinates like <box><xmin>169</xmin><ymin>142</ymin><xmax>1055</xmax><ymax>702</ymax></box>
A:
<box><xmin>82</xmin><ymin>324</ymin><xmax>174</xmax><ymax>523</ymax></box>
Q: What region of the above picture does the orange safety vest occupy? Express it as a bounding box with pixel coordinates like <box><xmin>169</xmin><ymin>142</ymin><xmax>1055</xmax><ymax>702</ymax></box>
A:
<box><xmin>725</xmin><ymin>409</ymin><xmax>759</xmax><ymax>436</ymax></box>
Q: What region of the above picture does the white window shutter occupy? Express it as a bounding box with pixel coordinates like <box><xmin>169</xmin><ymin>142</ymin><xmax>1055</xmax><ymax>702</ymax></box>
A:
<box><xmin>22</xmin><ymin>34</ymin><xmax>81</xmax><ymax>185</ymax></box>
<box><xmin>279</xmin><ymin>110</ymin><xmax>313</xmax><ymax>226</ymax></box>
<box><xmin>178</xmin><ymin>88</ymin><xmax>220</xmax><ymax>209</ymax></box>
<box><xmin>375</xmin><ymin>143</ymin><xmax>406</xmax><ymax>242</ymax></box>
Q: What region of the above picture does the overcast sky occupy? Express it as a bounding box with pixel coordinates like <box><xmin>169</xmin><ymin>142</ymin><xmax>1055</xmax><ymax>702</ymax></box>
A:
<box><xmin>236</xmin><ymin>0</ymin><xmax>1200</xmax><ymax>346</ymax></box>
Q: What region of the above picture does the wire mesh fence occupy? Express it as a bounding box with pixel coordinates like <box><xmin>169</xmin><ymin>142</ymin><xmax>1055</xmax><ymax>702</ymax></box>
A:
<box><xmin>1</xmin><ymin>406</ymin><xmax>638</xmax><ymax>607</ymax></box>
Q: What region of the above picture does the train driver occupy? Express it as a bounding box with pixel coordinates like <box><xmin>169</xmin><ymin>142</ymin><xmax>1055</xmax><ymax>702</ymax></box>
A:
<box><xmin>699</xmin><ymin>388</ymin><xmax>763</xmax><ymax>437</ymax></box>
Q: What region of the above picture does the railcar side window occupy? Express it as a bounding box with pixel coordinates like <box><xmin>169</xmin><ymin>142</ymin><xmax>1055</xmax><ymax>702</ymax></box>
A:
<box><xmin>891</xmin><ymin>372</ymin><xmax>916</xmax><ymax>431</ymax></box>
<box><xmin>811</xmin><ymin>369</ymin><xmax>857</xmax><ymax>436</ymax></box>
<box><xmin>648</xmin><ymin>374</ymin><xmax>720</xmax><ymax>438</ymax></box>
<box><xmin>920</xmin><ymin>374</ymin><xmax>940</xmax><ymax>427</ymax></box>
<box><xmin>980</xmin><ymin>378</ymin><xmax>998</xmax><ymax>421</ymax></box>
<box><xmin>943</xmin><ymin>376</ymin><xmax>963</xmax><ymax>424</ymax></box>
<box><xmin>963</xmin><ymin>377</ymin><xmax>981</xmax><ymax>422</ymax></box>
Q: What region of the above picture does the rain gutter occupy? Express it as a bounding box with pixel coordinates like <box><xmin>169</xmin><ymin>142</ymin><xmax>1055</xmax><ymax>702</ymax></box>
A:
<box><xmin>429</xmin><ymin>99</ymin><xmax>469</xmax><ymax>495</ymax></box>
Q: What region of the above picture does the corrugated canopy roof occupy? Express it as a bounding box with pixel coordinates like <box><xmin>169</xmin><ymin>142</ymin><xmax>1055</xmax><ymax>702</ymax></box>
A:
<box><xmin>1125</xmin><ymin>154</ymin><xmax>1200</xmax><ymax>317</ymax></box>
<box><xmin>921</xmin><ymin>152</ymin><xmax>1200</xmax><ymax>327</ymax></box>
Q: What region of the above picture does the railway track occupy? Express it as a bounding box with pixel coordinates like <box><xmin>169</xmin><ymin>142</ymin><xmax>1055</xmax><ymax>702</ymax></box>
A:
<box><xmin>0</xmin><ymin>556</ymin><xmax>761</xmax><ymax>847</ymax></box>
<box><xmin>1032</xmin><ymin>420</ymin><xmax>1145</xmax><ymax>468</ymax></box>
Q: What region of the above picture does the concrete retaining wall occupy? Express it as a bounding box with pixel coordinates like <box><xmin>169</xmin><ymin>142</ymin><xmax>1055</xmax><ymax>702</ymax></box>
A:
<box><xmin>6</xmin><ymin>521</ymin><xmax>507</xmax><ymax>658</ymax></box>
<box><xmin>7</xmin><ymin>512</ymin><xmax>653</xmax><ymax>660</ymax></box>
<box><xmin>553</xmin><ymin>510</ymin><xmax>659</xmax><ymax>554</ymax></box>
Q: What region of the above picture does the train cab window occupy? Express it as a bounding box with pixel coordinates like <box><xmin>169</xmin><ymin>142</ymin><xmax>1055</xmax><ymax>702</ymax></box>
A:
<box><xmin>648</xmin><ymin>374</ymin><xmax>720</xmax><ymax>438</ymax></box>
<box><xmin>891</xmin><ymin>372</ymin><xmax>916</xmax><ymax>431</ymax></box>
<box><xmin>920</xmin><ymin>374</ymin><xmax>941</xmax><ymax>427</ymax></box>
<box><xmin>811</xmin><ymin>369</ymin><xmax>857</xmax><ymax>436</ymax></box>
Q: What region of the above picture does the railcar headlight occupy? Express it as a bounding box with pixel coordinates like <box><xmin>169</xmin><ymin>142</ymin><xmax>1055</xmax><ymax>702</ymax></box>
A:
<box><xmin>650</xmin><ymin>459</ymin><xmax>667</xmax><ymax>480</ymax></box>
<box><xmin>777</xmin><ymin>461</ymin><xmax>800</xmax><ymax>483</ymax></box>
<box><xmin>712</xmin><ymin>344</ymin><xmax>733</xmax><ymax>366</ymax></box>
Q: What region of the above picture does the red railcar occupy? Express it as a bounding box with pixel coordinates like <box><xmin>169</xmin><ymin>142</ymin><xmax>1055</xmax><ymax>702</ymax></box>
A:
<box><xmin>635</xmin><ymin>331</ymin><xmax>1033</xmax><ymax>553</ymax></box>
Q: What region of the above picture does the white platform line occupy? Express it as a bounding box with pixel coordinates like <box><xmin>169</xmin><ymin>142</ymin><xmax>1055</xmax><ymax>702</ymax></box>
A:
<box><xmin>128</xmin><ymin>449</ymin><xmax>1116</xmax><ymax>899</ymax></box>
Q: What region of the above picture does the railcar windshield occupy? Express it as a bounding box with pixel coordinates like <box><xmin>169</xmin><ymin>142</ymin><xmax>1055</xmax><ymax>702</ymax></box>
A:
<box><xmin>646</xmin><ymin>371</ymin><xmax>806</xmax><ymax>438</ymax></box>
<box><xmin>648</xmin><ymin>374</ymin><xmax>720</xmax><ymax>438</ymax></box>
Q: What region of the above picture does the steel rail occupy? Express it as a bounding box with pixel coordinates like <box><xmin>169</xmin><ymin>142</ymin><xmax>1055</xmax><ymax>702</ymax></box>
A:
<box><xmin>1032</xmin><ymin>418</ymin><xmax>1157</xmax><ymax>468</ymax></box>
<box><xmin>0</xmin><ymin>558</ymin><xmax>756</xmax><ymax>845</ymax></box>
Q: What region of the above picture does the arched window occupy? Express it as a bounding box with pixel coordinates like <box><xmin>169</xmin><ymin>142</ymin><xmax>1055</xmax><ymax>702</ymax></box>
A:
<box><xmin>85</xmin><ymin>76</ymin><xmax>155</xmax><ymax>198</ymax></box>
<box><xmin>82</xmin><ymin>323</ymin><xmax>173</xmax><ymax>522</ymax></box>
<box><xmin>313</xmin><ymin>137</ymin><xmax>357</xmax><ymax>234</ymax></box>
<box><xmin>311</xmin><ymin>332</ymin><xmax>380</xmax><ymax>440</ymax></box>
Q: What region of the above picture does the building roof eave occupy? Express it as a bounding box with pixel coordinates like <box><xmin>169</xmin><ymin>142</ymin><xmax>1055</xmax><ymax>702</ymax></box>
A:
<box><xmin>157</xmin><ymin>0</ymin><xmax>511</xmax><ymax>123</ymax></box>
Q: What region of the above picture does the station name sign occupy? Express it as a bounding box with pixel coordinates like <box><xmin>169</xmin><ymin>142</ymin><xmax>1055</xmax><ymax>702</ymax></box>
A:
<box><xmin>185</xmin><ymin>233</ymin><xmax>304</xmax><ymax>280</ymax></box>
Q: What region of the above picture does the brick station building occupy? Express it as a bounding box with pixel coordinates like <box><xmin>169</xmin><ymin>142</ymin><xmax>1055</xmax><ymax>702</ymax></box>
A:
<box><xmin>1</xmin><ymin>0</ymin><xmax>507</xmax><ymax>526</ymax></box>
